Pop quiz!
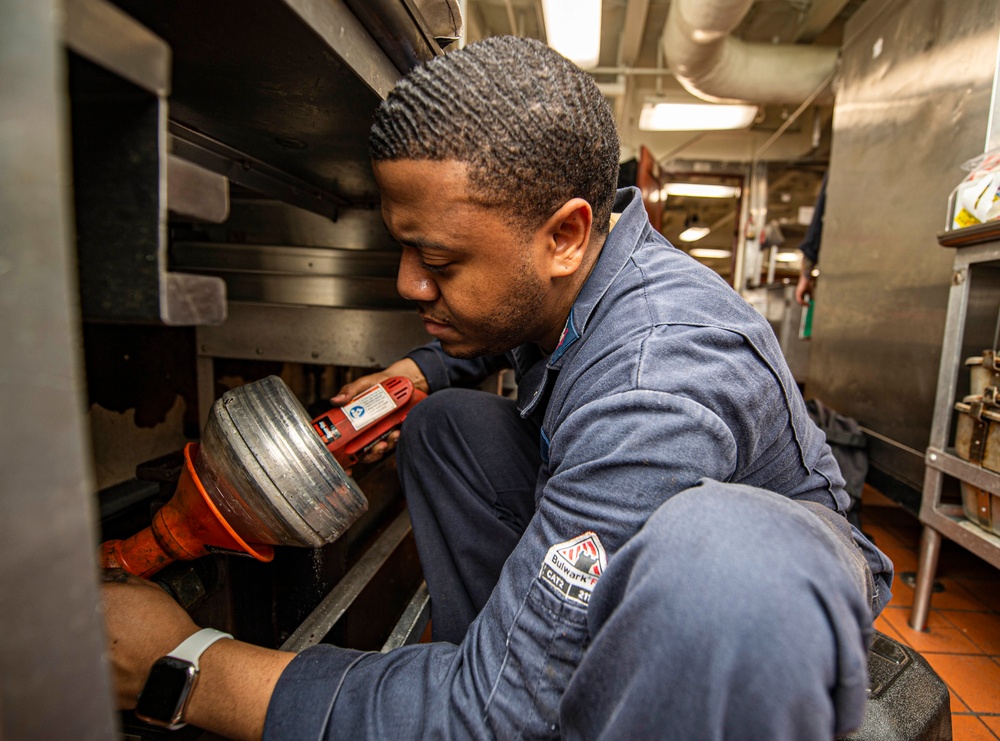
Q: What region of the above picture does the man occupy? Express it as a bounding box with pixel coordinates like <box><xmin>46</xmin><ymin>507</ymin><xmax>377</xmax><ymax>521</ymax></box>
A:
<box><xmin>103</xmin><ymin>36</ymin><xmax>892</xmax><ymax>740</ymax></box>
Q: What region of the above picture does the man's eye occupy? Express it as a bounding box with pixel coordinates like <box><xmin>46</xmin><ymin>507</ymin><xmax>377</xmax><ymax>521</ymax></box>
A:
<box><xmin>420</xmin><ymin>261</ymin><xmax>451</xmax><ymax>275</ymax></box>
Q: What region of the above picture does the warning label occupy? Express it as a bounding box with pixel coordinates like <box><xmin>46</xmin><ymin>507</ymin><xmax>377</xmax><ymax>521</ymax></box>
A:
<box><xmin>539</xmin><ymin>531</ymin><xmax>607</xmax><ymax>607</ymax></box>
<box><xmin>345</xmin><ymin>384</ymin><xmax>396</xmax><ymax>431</ymax></box>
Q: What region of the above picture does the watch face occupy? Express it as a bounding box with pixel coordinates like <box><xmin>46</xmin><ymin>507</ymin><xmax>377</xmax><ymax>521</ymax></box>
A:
<box><xmin>135</xmin><ymin>657</ymin><xmax>197</xmax><ymax>728</ymax></box>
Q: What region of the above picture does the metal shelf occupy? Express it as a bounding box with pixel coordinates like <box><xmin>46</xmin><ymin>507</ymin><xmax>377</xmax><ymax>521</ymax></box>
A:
<box><xmin>921</xmin><ymin>448</ymin><xmax>1000</xmax><ymax>569</ymax></box>
<box><xmin>910</xmin><ymin>242</ymin><xmax>1000</xmax><ymax>630</ymax></box>
<box><xmin>111</xmin><ymin>0</ymin><xmax>406</xmax><ymax>213</ymax></box>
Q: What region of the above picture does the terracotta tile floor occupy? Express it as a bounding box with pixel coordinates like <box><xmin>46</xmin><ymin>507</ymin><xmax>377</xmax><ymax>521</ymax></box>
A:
<box><xmin>862</xmin><ymin>486</ymin><xmax>1000</xmax><ymax>740</ymax></box>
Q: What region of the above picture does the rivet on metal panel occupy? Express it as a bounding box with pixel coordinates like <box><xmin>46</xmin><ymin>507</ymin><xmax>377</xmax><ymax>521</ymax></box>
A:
<box><xmin>952</xmin><ymin>269</ymin><xmax>966</xmax><ymax>285</ymax></box>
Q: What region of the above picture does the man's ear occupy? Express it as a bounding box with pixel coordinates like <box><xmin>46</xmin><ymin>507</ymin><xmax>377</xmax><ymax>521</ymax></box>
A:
<box><xmin>541</xmin><ymin>198</ymin><xmax>594</xmax><ymax>278</ymax></box>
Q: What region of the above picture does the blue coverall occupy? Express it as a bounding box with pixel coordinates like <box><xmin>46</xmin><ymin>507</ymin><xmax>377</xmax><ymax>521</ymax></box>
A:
<box><xmin>263</xmin><ymin>187</ymin><xmax>893</xmax><ymax>740</ymax></box>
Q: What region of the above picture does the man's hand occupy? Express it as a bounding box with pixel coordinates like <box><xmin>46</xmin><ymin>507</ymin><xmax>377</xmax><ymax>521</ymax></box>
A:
<box><xmin>331</xmin><ymin>358</ymin><xmax>429</xmax><ymax>468</ymax></box>
<box><xmin>101</xmin><ymin>569</ymin><xmax>295</xmax><ymax>740</ymax></box>
<box><xmin>795</xmin><ymin>258</ymin><xmax>817</xmax><ymax>307</ymax></box>
<box><xmin>332</xmin><ymin>357</ymin><xmax>429</xmax><ymax>403</ymax></box>
<box><xmin>795</xmin><ymin>271</ymin><xmax>815</xmax><ymax>307</ymax></box>
<box><xmin>101</xmin><ymin>570</ymin><xmax>199</xmax><ymax>709</ymax></box>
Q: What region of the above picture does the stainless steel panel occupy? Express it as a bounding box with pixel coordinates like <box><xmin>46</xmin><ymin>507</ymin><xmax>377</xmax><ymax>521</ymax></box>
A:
<box><xmin>173</xmin><ymin>242</ymin><xmax>400</xmax><ymax>277</ymax></box>
<box><xmin>207</xmin><ymin>273</ymin><xmax>404</xmax><ymax>310</ymax></box>
<box><xmin>808</xmin><ymin>0</ymin><xmax>1000</xmax><ymax>486</ymax></box>
<box><xmin>1</xmin><ymin>0</ymin><xmax>117</xmax><ymax>736</ymax></box>
<box><xmin>172</xmin><ymin>242</ymin><xmax>404</xmax><ymax>309</ymax></box>
<box><xmin>197</xmin><ymin>303</ymin><xmax>430</xmax><ymax>368</ymax></box>
<box><xmin>174</xmin><ymin>243</ymin><xmax>413</xmax><ymax>309</ymax></box>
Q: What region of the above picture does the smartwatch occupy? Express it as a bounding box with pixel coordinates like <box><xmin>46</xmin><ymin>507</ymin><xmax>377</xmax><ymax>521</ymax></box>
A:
<box><xmin>135</xmin><ymin>627</ymin><xmax>233</xmax><ymax>730</ymax></box>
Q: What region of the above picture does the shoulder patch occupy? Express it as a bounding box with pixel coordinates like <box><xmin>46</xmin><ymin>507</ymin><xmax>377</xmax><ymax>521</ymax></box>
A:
<box><xmin>538</xmin><ymin>531</ymin><xmax>607</xmax><ymax>607</ymax></box>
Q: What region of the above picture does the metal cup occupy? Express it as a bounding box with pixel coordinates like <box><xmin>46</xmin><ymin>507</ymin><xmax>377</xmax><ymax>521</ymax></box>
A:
<box><xmin>196</xmin><ymin>375</ymin><xmax>368</xmax><ymax>548</ymax></box>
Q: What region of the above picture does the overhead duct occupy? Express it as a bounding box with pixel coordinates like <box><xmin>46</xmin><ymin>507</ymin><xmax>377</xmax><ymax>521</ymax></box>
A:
<box><xmin>661</xmin><ymin>0</ymin><xmax>839</xmax><ymax>105</ymax></box>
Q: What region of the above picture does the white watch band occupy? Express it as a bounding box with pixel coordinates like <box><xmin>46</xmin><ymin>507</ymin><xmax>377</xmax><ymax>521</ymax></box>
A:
<box><xmin>167</xmin><ymin>628</ymin><xmax>233</xmax><ymax>668</ymax></box>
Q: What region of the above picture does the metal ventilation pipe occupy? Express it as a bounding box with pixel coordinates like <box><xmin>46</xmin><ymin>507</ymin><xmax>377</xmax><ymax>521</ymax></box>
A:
<box><xmin>661</xmin><ymin>0</ymin><xmax>839</xmax><ymax>105</ymax></box>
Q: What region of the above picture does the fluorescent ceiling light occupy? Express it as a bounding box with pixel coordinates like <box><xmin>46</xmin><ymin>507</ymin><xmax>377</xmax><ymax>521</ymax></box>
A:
<box><xmin>639</xmin><ymin>102</ymin><xmax>758</xmax><ymax>131</ymax></box>
<box><xmin>678</xmin><ymin>226</ymin><xmax>711</xmax><ymax>242</ymax></box>
<box><xmin>774</xmin><ymin>251</ymin><xmax>801</xmax><ymax>263</ymax></box>
<box><xmin>542</xmin><ymin>0</ymin><xmax>602</xmax><ymax>69</ymax></box>
<box><xmin>664</xmin><ymin>183</ymin><xmax>741</xmax><ymax>199</ymax></box>
<box><xmin>689</xmin><ymin>248</ymin><xmax>732</xmax><ymax>259</ymax></box>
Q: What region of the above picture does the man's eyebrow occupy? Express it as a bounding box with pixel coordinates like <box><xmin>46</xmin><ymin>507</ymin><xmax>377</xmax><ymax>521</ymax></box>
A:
<box><xmin>397</xmin><ymin>236</ymin><xmax>458</xmax><ymax>253</ymax></box>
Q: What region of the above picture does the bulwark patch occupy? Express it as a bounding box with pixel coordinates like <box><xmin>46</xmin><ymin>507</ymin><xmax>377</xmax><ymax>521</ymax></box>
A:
<box><xmin>539</xmin><ymin>531</ymin><xmax>607</xmax><ymax>607</ymax></box>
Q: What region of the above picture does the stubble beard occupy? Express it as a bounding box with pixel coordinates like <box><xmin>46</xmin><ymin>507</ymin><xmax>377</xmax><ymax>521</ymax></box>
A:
<box><xmin>440</xmin><ymin>257</ymin><xmax>549</xmax><ymax>359</ymax></box>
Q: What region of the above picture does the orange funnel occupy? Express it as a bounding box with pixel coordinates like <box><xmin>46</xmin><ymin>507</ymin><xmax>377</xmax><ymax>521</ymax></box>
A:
<box><xmin>100</xmin><ymin>444</ymin><xmax>273</xmax><ymax>579</ymax></box>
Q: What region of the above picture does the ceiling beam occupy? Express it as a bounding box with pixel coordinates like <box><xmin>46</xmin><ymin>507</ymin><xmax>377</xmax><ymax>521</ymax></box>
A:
<box><xmin>620</xmin><ymin>0</ymin><xmax>650</xmax><ymax>67</ymax></box>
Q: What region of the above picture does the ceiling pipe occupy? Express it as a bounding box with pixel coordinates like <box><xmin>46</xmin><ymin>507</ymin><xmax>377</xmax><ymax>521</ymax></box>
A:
<box><xmin>661</xmin><ymin>0</ymin><xmax>839</xmax><ymax>106</ymax></box>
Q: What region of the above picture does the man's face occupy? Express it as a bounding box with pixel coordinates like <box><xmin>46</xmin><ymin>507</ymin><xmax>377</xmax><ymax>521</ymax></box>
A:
<box><xmin>373</xmin><ymin>159</ymin><xmax>556</xmax><ymax>358</ymax></box>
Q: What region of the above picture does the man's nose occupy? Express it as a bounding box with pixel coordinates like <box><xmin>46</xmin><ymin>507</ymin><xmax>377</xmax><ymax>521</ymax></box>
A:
<box><xmin>397</xmin><ymin>249</ymin><xmax>440</xmax><ymax>303</ymax></box>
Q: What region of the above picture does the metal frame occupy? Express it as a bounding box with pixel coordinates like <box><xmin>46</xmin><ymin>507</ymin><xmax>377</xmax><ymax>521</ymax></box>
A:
<box><xmin>281</xmin><ymin>511</ymin><xmax>413</xmax><ymax>652</ymax></box>
<box><xmin>910</xmin><ymin>239</ymin><xmax>1000</xmax><ymax>630</ymax></box>
<box><xmin>66</xmin><ymin>0</ymin><xmax>228</xmax><ymax>326</ymax></box>
<box><xmin>380</xmin><ymin>582</ymin><xmax>431</xmax><ymax>653</ymax></box>
<box><xmin>1</xmin><ymin>0</ymin><xmax>118</xmax><ymax>735</ymax></box>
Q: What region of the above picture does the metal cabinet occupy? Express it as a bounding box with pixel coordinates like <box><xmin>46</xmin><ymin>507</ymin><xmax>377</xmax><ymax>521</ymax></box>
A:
<box><xmin>3</xmin><ymin>0</ymin><xmax>443</xmax><ymax>736</ymax></box>
<box><xmin>910</xmin><ymin>232</ymin><xmax>1000</xmax><ymax>630</ymax></box>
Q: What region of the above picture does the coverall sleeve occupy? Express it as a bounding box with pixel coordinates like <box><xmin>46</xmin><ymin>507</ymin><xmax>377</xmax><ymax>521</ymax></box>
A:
<box><xmin>264</xmin><ymin>388</ymin><xmax>737</xmax><ymax>740</ymax></box>
<box><xmin>798</xmin><ymin>173</ymin><xmax>827</xmax><ymax>266</ymax></box>
<box><xmin>406</xmin><ymin>340</ymin><xmax>510</xmax><ymax>392</ymax></box>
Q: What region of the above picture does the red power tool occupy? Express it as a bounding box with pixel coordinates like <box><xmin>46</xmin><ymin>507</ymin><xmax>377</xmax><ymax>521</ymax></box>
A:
<box><xmin>312</xmin><ymin>376</ymin><xmax>427</xmax><ymax>468</ymax></box>
<box><xmin>99</xmin><ymin>375</ymin><xmax>425</xmax><ymax>579</ymax></box>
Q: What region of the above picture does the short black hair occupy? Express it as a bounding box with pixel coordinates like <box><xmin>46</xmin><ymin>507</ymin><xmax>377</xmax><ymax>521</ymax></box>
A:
<box><xmin>370</xmin><ymin>36</ymin><xmax>621</xmax><ymax>235</ymax></box>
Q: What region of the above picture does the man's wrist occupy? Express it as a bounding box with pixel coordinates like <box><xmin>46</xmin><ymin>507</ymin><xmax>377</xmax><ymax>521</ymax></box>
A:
<box><xmin>391</xmin><ymin>357</ymin><xmax>429</xmax><ymax>394</ymax></box>
<box><xmin>135</xmin><ymin>628</ymin><xmax>233</xmax><ymax>730</ymax></box>
<box><xmin>182</xmin><ymin>639</ymin><xmax>297</xmax><ymax>741</ymax></box>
